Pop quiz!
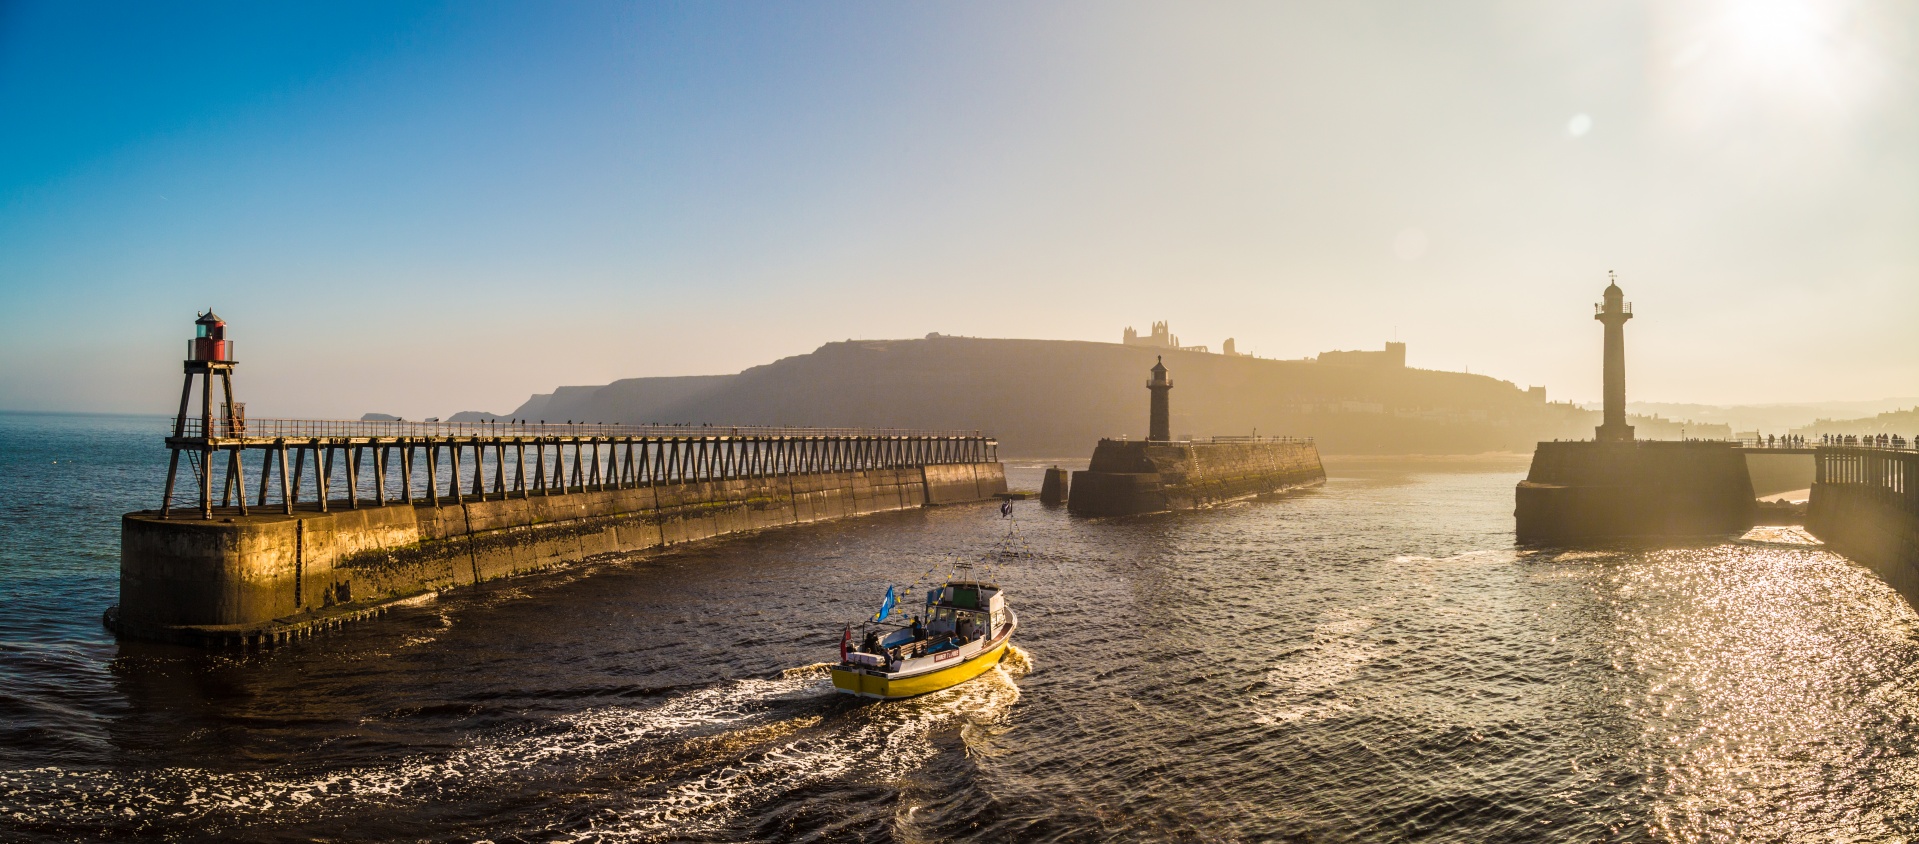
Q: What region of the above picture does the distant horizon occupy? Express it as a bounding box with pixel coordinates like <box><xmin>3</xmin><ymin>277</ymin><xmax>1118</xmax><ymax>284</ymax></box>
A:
<box><xmin>4</xmin><ymin>2</ymin><xmax>1915</xmax><ymax>418</ymax></box>
<box><xmin>5</xmin><ymin>326</ymin><xmax>1913</xmax><ymax>426</ymax></box>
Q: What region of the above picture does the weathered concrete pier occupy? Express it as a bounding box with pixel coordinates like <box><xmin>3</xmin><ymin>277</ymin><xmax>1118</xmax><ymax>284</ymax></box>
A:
<box><xmin>1070</xmin><ymin>357</ymin><xmax>1325</xmax><ymax>516</ymax></box>
<box><xmin>1516</xmin><ymin>440</ymin><xmax>1756</xmax><ymax>542</ymax></box>
<box><xmin>1808</xmin><ymin>446</ymin><xmax>1919</xmax><ymax>605</ymax></box>
<box><xmin>109</xmin><ymin>313</ymin><xmax>1007</xmax><ymax>647</ymax></box>
<box><xmin>1515</xmin><ymin>278</ymin><xmax>1757</xmax><ymax>543</ymax></box>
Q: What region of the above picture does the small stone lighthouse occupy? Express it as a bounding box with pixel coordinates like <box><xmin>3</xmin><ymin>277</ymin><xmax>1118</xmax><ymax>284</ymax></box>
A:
<box><xmin>1070</xmin><ymin>354</ymin><xmax>1324</xmax><ymax>516</ymax></box>
<box><xmin>1594</xmin><ymin>274</ymin><xmax>1634</xmax><ymax>442</ymax></box>
<box><xmin>1147</xmin><ymin>356</ymin><xmax>1173</xmax><ymax>442</ymax></box>
<box><xmin>1515</xmin><ymin>278</ymin><xmax>1757</xmax><ymax>543</ymax></box>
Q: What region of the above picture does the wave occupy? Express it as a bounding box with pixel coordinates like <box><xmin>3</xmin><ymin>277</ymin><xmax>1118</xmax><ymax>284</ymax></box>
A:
<box><xmin>0</xmin><ymin>648</ymin><xmax>1034</xmax><ymax>841</ymax></box>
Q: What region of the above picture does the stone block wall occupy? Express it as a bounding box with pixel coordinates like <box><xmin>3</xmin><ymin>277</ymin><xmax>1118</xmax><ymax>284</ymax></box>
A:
<box><xmin>114</xmin><ymin>462</ymin><xmax>1006</xmax><ymax>645</ymax></box>
<box><xmin>1514</xmin><ymin>441</ymin><xmax>1756</xmax><ymax>543</ymax></box>
<box><xmin>1068</xmin><ymin>440</ymin><xmax>1324</xmax><ymax>516</ymax></box>
<box><xmin>1808</xmin><ymin>483</ymin><xmax>1919</xmax><ymax>609</ymax></box>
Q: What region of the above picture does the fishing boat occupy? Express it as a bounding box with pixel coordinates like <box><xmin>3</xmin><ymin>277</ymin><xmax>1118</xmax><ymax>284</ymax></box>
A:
<box><xmin>831</xmin><ymin>578</ymin><xmax>1018</xmax><ymax>700</ymax></box>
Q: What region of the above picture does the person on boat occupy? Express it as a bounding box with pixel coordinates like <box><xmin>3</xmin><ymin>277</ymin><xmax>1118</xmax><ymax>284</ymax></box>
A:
<box><xmin>956</xmin><ymin>616</ymin><xmax>977</xmax><ymax>643</ymax></box>
<box><xmin>910</xmin><ymin>616</ymin><xmax>926</xmax><ymax>641</ymax></box>
<box><xmin>862</xmin><ymin>630</ymin><xmax>882</xmax><ymax>654</ymax></box>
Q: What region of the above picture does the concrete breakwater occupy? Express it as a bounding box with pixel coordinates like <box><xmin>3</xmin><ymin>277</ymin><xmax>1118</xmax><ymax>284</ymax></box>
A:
<box><xmin>1514</xmin><ymin>441</ymin><xmax>1756</xmax><ymax>543</ymax></box>
<box><xmin>1807</xmin><ymin>447</ymin><xmax>1919</xmax><ymax>608</ymax></box>
<box><xmin>1068</xmin><ymin>439</ymin><xmax>1325</xmax><ymax>516</ymax></box>
<box><xmin>110</xmin><ymin>462</ymin><xmax>1006</xmax><ymax>646</ymax></box>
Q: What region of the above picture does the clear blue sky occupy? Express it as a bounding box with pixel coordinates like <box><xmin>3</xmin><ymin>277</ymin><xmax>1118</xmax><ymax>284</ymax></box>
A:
<box><xmin>3</xmin><ymin>0</ymin><xmax>1915</xmax><ymax>418</ymax></box>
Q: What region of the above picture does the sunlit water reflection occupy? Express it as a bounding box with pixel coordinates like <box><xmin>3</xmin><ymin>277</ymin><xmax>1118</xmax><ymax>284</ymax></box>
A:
<box><xmin>4</xmin><ymin>419</ymin><xmax>1918</xmax><ymax>841</ymax></box>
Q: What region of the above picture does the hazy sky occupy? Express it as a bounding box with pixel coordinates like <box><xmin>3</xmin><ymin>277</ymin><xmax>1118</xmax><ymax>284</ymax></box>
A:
<box><xmin>2</xmin><ymin>0</ymin><xmax>1915</xmax><ymax>418</ymax></box>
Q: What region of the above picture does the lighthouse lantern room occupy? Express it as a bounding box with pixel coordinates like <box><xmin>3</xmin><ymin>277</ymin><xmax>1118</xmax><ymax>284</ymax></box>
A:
<box><xmin>190</xmin><ymin>310</ymin><xmax>234</xmax><ymax>363</ymax></box>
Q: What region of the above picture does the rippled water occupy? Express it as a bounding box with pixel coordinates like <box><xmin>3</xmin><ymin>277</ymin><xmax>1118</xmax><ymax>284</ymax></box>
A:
<box><xmin>5</xmin><ymin>411</ymin><xmax>1919</xmax><ymax>841</ymax></box>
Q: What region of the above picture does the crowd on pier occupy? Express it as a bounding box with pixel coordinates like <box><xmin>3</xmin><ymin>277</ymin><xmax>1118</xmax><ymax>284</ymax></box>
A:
<box><xmin>1818</xmin><ymin>433</ymin><xmax>1912</xmax><ymax>449</ymax></box>
<box><xmin>1738</xmin><ymin>433</ymin><xmax>1915</xmax><ymax>449</ymax></box>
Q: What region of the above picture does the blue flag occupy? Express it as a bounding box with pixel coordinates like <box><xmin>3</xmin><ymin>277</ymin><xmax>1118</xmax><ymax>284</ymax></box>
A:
<box><xmin>873</xmin><ymin>586</ymin><xmax>897</xmax><ymax>622</ymax></box>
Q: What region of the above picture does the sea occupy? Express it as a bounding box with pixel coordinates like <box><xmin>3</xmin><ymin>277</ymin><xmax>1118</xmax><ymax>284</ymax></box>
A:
<box><xmin>4</xmin><ymin>410</ymin><xmax>1919</xmax><ymax>842</ymax></box>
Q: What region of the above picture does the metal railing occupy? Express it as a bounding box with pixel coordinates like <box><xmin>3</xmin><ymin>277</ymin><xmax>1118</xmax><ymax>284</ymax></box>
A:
<box><xmin>174</xmin><ymin>418</ymin><xmax>986</xmax><ymax>441</ymax></box>
<box><xmin>1732</xmin><ymin>436</ymin><xmax>1819</xmax><ymax>450</ymax></box>
<box><xmin>1811</xmin><ymin>436</ymin><xmax>1914</xmax><ymax>450</ymax></box>
<box><xmin>1101</xmin><ymin>435</ymin><xmax>1315</xmax><ymax>444</ymax></box>
<box><xmin>1816</xmin><ymin>446</ymin><xmax>1917</xmax><ymax>498</ymax></box>
<box><xmin>1732</xmin><ymin>436</ymin><xmax>1913</xmax><ymax>450</ymax></box>
<box><xmin>156</xmin><ymin>418</ymin><xmax>1000</xmax><ymax>519</ymax></box>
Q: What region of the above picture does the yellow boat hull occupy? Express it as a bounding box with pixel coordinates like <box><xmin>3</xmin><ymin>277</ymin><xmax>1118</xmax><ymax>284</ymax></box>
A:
<box><xmin>831</xmin><ymin>639</ymin><xmax>1010</xmax><ymax>700</ymax></box>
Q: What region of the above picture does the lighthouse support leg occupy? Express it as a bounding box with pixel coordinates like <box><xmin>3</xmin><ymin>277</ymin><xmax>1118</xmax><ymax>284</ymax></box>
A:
<box><xmin>160</xmin><ymin>449</ymin><xmax>182</xmax><ymax>519</ymax></box>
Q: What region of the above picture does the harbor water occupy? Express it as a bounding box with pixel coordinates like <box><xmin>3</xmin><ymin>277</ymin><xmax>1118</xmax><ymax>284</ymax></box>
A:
<box><xmin>4</xmin><ymin>411</ymin><xmax>1919</xmax><ymax>841</ymax></box>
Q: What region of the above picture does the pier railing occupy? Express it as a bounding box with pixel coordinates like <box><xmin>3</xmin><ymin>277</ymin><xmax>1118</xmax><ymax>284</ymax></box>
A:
<box><xmin>157</xmin><ymin>421</ymin><xmax>998</xmax><ymax>520</ymax></box>
<box><xmin>1733</xmin><ymin>436</ymin><xmax>1911</xmax><ymax>453</ymax></box>
<box><xmin>1101</xmin><ymin>435</ymin><xmax>1316</xmax><ymax>445</ymax></box>
<box><xmin>174</xmin><ymin>418</ymin><xmax>986</xmax><ymax>442</ymax></box>
<box><xmin>1816</xmin><ymin>446</ymin><xmax>1917</xmax><ymax>497</ymax></box>
<box><xmin>1812</xmin><ymin>446</ymin><xmax>1919</xmax><ymax>543</ymax></box>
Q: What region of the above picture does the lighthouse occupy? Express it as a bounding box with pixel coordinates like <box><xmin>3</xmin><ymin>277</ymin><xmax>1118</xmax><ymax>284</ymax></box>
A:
<box><xmin>1516</xmin><ymin>280</ymin><xmax>1757</xmax><ymax>543</ymax></box>
<box><xmin>163</xmin><ymin>310</ymin><xmax>243</xmax><ymax>519</ymax></box>
<box><xmin>1147</xmin><ymin>356</ymin><xmax>1173</xmax><ymax>442</ymax></box>
<box><xmin>1594</xmin><ymin>274</ymin><xmax>1634</xmax><ymax>442</ymax></box>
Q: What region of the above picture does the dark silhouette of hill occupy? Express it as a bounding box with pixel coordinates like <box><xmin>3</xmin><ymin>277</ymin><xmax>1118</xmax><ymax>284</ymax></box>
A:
<box><xmin>453</xmin><ymin>336</ymin><xmax>1723</xmax><ymax>455</ymax></box>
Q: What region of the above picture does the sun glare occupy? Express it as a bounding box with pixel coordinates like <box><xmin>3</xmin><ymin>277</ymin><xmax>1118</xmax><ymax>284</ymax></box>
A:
<box><xmin>1655</xmin><ymin>0</ymin><xmax>1882</xmax><ymax>130</ymax></box>
<box><xmin>1721</xmin><ymin>0</ymin><xmax>1835</xmax><ymax>76</ymax></box>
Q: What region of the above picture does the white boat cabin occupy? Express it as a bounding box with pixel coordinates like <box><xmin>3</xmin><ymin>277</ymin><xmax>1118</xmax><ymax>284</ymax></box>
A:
<box><xmin>846</xmin><ymin>580</ymin><xmax>1011</xmax><ymax>672</ymax></box>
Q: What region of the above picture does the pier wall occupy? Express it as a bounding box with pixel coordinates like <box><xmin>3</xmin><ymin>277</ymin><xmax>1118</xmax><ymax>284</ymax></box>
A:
<box><xmin>112</xmin><ymin>463</ymin><xmax>1005</xmax><ymax>646</ymax></box>
<box><xmin>1806</xmin><ymin>448</ymin><xmax>1919</xmax><ymax>607</ymax></box>
<box><xmin>1068</xmin><ymin>439</ymin><xmax>1324</xmax><ymax>516</ymax></box>
<box><xmin>1514</xmin><ymin>441</ymin><xmax>1755</xmax><ymax>543</ymax></box>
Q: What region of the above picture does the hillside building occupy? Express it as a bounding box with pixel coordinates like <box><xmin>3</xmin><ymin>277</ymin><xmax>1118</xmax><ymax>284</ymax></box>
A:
<box><xmin>1122</xmin><ymin>321</ymin><xmax>1209</xmax><ymax>353</ymax></box>
<box><xmin>1316</xmin><ymin>342</ymin><xmax>1407</xmax><ymax>369</ymax></box>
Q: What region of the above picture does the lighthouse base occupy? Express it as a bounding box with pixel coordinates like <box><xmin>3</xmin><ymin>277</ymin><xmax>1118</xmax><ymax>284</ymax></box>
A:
<box><xmin>1515</xmin><ymin>441</ymin><xmax>1755</xmax><ymax>544</ymax></box>
<box><xmin>1068</xmin><ymin>439</ymin><xmax>1324</xmax><ymax>517</ymax></box>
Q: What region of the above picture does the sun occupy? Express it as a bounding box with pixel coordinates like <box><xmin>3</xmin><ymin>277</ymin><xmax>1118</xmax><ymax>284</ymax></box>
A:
<box><xmin>1727</xmin><ymin>0</ymin><xmax>1826</xmax><ymax>65</ymax></box>
<box><xmin>1655</xmin><ymin>0</ymin><xmax>1882</xmax><ymax>128</ymax></box>
<box><xmin>1718</xmin><ymin>0</ymin><xmax>1841</xmax><ymax>81</ymax></box>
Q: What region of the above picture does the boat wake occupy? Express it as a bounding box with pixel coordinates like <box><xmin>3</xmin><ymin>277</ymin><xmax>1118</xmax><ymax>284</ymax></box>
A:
<box><xmin>0</xmin><ymin>648</ymin><xmax>1035</xmax><ymax>841</ymax></box>
<box><xmin>559</xmin><ymin>645</ymin><xmax>1033</xmax><ymax>840</ymax></box>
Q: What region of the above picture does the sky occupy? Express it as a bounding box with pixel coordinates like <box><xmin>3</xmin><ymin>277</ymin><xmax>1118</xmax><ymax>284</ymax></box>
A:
<box><xmin>1</xmin><ymin>0</ymin><xmax>1915</xmax><ymax>418</ymax></box>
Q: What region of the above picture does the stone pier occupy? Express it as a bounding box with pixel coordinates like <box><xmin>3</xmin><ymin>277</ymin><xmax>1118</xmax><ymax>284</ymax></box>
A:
<box><xmin>1515</xmin><ymin>441</ymin><xmax>1756</xmax><ymax>543</ymax></box>
<box><xmin>1807</xmin><ymin>447</ymin><xmax>1919</xmax><ymax>607</ymax></box>
<box><xmin>1513</xmin><ymin>278</ymin><xmax>1757</xmax><ymax>544</ymax></box>
<box><xmin>1069</xmin><ymin>438</ymin><xmax>1324</xmax><ymax>516</ymax></box>
<box><xmin>110</xmin><ymin>461</ymin><xmax>1006</xmax><ymax>647</ymax></box>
